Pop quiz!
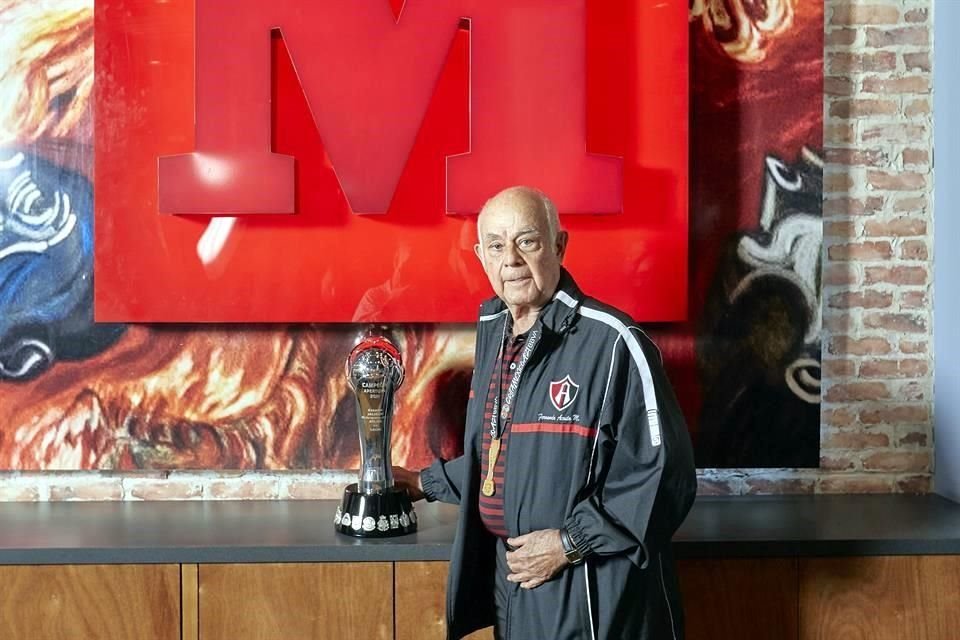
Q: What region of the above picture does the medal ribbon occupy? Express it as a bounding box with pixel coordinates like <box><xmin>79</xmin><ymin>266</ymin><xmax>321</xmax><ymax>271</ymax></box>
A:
<box><xmin>482</xmin><ymin>323</ymin><xmax>540</xmax><ymax>497</ymax></box>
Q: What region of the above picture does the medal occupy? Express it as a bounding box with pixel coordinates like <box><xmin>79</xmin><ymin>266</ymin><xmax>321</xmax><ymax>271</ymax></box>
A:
<box><xmin>482</xmin><ymin>479</ymin><xmax>496</xmax><ymax>497</ymax></box>
<box><xmin>482</xmin><ymin>437</ymin><xmax>502</xmax><ymax>497</ymax></box>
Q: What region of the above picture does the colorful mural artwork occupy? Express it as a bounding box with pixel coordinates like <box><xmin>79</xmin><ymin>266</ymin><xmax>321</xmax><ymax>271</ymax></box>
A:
<box><xmin>0</xmin><ymin>0</ymin><xmax>822</xmax><ymax>470</ymax></box>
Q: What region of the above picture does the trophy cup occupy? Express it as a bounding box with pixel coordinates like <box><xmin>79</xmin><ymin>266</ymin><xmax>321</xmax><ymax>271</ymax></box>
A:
<box><xmin>334</xmin><ymin>331</ymin><xmax>417</xmax><ymax>537</ymax></box>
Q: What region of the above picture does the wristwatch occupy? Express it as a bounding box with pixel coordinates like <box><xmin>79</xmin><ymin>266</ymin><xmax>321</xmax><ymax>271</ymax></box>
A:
<box><xmin>559</xmin><ymin>527</ymin><xmax>584</xmax><ymax>565</ymax></box>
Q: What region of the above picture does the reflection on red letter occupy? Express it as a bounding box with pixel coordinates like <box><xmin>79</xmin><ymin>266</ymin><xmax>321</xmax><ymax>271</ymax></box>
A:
<box><xmin>158</xmin><ymin>1</ymin><xmax>621</xmax><ymax>215</ymax></box>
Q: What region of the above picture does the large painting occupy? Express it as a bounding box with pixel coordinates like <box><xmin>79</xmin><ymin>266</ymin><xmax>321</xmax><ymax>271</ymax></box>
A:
<box><xmin>0</xmin><ymin>0</ymin><xmax>822</xmax><ymax>470</ymax></box>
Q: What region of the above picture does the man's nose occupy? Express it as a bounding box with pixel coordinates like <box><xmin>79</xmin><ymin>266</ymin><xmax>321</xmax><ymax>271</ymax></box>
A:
<box><xmin>503</xmin><ymin>242</ymin><xmax>524</xmax><ymax>266</ymax></box>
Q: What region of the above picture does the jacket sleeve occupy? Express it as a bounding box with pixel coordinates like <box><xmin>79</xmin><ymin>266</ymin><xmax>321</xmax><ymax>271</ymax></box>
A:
<box><xmin>419</xmin><ymin>455</ymin><xmax>466</xmax><ymax>505</ymax></box>
<box><xmin>563</xmin><ymin>331</ymin><xmax>697</xmax><ymax>568</ymax></box>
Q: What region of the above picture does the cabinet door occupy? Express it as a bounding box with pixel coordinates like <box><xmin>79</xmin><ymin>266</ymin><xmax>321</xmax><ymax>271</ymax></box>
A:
<box><xmin>199</xmin><ymin>563</ymin><xmax>393</xmax><ymax>640</ymax></box>
<box><xmin>678</xmin><ymin>558</ymin><xmax>799</xmax><ymax>640</ymax></box>
<box><xmin>395</xmin><ymin>562</ymin><xmax>493</xmax><ymax>640</ymax></box>
<box><xmin>800</xmin><ymin>556</ymin><xmax>960</xmax><ymax>640</ymax></box>
<box><xmin>0</xmin><ymin>564</ymin><xmax>180</xmax><ymax>640</ymax></box>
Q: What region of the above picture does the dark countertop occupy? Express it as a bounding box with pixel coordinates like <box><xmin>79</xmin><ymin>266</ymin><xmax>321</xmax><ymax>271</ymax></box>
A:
<box><xmin>1</xmin><ymin>495</ymin><xmax>958</xmax><ymax>565</ymax></box>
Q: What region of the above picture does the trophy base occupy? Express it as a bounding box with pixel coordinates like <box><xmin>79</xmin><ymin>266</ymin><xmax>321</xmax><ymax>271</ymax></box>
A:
<box><xmin>334</xmin><ymin>484</ymin><xmax>418</xmax><ymax>538</ymax></box>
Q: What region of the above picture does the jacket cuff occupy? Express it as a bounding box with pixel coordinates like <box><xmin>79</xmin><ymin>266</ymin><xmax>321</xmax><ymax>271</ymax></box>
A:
<box><xmin>563</xmin><ymin>514</ymin><xmax>596</xmax><ymax>559</ymax></box>
<box><xmin>418</xmin><ymin>466</ymin><xmax>441</xmax><ymax>502</ymax></box>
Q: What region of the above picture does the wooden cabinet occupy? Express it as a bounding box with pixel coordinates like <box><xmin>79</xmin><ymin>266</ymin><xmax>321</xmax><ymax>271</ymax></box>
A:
<box><xmin>2</xmin><ymin>557</ymin><xmax>958</xmax><ymax>639</ymax></box>
<box><xmin>680</xmin><ymin>555</ymin><xmax>960</xmax><ymax>640</ymax></box>
<box><xmin>198</xmin><ymin>563</ymin><xmax>393</xmax><ymax>640</ymax></box>
<box><xmin>679</xmin><ymin>558</ymin><xmax>798</xmax><ymax>640</ymax></box>
<box><xmin>0</xmin><ymin>564</ymin><xmax>180</xmax><ymax>640</ymax></box>
<box><xmin>799</xmin><ymin>556</ymin><xmax>960</xmax><ymax>640</ymax></box>
<box><xmin>395</xmin><ymin>562</ymin><xmax>493</xmax><ymax>640</ymax></box>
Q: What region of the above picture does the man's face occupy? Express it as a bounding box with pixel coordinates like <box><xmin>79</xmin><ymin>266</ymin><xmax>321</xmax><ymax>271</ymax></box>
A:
<box><xmin>474</xmin><ymin>195</ymin><xmax>567</xmax><ymax>310</ymax></box>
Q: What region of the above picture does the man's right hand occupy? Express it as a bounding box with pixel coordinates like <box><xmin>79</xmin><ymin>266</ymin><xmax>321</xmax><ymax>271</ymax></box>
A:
<box><xmin>392</xmin><ymin>466</ymin><xmax>425</xmax><ymax>501</ymax></box>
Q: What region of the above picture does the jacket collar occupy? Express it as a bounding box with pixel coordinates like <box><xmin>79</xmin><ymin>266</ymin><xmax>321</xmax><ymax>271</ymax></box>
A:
<box><xmin>478</xmin><ymin>268</ymin><xmax>584</xmax><ymax>336</ymax></box>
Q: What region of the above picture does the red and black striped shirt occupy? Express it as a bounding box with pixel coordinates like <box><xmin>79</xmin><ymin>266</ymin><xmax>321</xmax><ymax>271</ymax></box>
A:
<box><xmin>478</xmin><ymin>333</ymin><xmax>527</xmax><ymax>539</ymax></box>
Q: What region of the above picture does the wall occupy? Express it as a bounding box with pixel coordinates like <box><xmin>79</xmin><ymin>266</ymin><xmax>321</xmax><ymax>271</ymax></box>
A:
<box><xmin>0</xmin><ymin>0</ymin><xmax>938</xmax><ymax>500</ymax></box>
<box><xmin>701</xmin><ymin>0</ymin><xmax>936</xmax><ymax>494</ymax></box>
<box><xmin>933</xmin><ymin>0</ymin><xmax>957</xmax><ymax>502</ymax></box>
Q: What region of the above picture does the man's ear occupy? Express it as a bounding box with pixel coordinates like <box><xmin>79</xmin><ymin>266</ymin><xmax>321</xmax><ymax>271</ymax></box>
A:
<box><xmin>555</xmin><ymin>231</ymin><xmax>569</xmax><ymax>262</ymax></box>
<box><xmin>474</xmin><ymin>243</ymin><xmax>484</xmax><ymax>264</ymax></box>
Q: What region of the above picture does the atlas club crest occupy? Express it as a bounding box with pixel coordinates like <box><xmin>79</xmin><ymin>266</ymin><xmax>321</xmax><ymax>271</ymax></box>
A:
<box><xmin>549</xmin><ymin>375</ymin><xmax>580</xmax><ymax>412</ymax></box>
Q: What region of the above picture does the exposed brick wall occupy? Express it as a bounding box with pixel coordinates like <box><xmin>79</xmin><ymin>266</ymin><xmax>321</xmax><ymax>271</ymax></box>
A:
<box><xmin>0</xmin><ymin>0</ymin><xmax>936</xmax><ymax>501</ymax></box>
<box><xmin>698</xmin><ymin>0</ymin><xmax>935</xmax><ymax>496</ymax></box>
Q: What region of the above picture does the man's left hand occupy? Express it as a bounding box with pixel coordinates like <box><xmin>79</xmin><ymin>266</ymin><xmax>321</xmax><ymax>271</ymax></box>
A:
<box><xmin>505</xmin><ymin>529</ymin><xmax>569</xmax><ymax>590</ymax></box>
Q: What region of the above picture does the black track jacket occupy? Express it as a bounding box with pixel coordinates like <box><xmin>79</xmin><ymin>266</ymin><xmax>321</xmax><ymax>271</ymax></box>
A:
<box><xmin>421</xmin><ymin>270</ymin><xmax>697</xmax><ymax>640</ymax></box>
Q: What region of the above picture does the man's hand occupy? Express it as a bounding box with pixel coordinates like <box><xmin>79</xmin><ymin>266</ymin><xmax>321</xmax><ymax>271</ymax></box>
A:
<box><xmin>392</xmin><ymin>466</ymin><xmax>425</xmax><ymax>501</ymax></box>
<box><xmin>505</xmin><ymin>529</ymin><xmax>569</xmax><ymax>589</ymax></box>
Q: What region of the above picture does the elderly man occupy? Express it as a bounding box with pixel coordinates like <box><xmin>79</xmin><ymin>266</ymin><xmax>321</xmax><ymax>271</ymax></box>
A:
<box><xmin>396</xmin><ymin>186</ymin><xmax>696</xmax><ymax>640</ymax></box>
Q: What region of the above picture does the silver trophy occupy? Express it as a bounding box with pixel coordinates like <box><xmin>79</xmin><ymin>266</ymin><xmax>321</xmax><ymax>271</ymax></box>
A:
<box><xmin>334</xmin><ymin>331</ymin><xmax>417</xmax><ymax>537</ymax></box>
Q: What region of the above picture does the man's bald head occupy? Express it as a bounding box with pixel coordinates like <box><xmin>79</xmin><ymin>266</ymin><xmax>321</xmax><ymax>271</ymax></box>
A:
<box><xmin>477</xmin><ymin>186</ymin><xmax>560</xmax><ymax>244</ymax></box>
<box><xmin>473</xmin><ymin>186</ymin><xmax>568</xmax><ymax>326</ymax></box>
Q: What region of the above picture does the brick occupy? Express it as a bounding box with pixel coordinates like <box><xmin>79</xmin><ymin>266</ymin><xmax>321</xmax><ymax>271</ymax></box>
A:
<box><xmin>829</xmin><ymin>99</ymin><xmax>898</xmax><ymax>119</ymax></box>
<box><xmin>867</xmin><ymin>171</ymin><xmax>926</xmax><ymax>191</ymax></box>
<box><xmin>825</xmin><ymin>221</ymin><xmax>856</xmax><ymax>238</ymax></box>
<box><xmin>864</xmin><ymin>27</ymin><xmax>928</xmax><ymax>48</ymax></box>
<box><xmin>823</xmin><ymin>431</ymin><xmax>890</xmax><ymax>449</ymax></box>
<box><xmin>283</xmin><ymin>482</ymin><xmax>344</xmax><ymax>500</ymax></box>
<box><xmin>825</xmin><ymin>76</ymin><xmax>855</xmax><ymax>96</ymax></box>
<box><xmin>826</xmin><ymin>28</ymin><xmax>858</xmax><ymax>46</ymax></box>
<box><xmin>903</xmin><ymin>52</ymin><xmax>931</xmax><ymax>73</ymax></box>
<box><xmin>862</xmin><ymin>396</ymin><xmax>929</xmax><ymax>417</ymax></box>
<box><xmin>899</xmin><ymin>381</ymin><xmax>927</xmax><ymax>401</ymax></box>
<box><xmin>830</xmin><ymin>4</ymin><xmax>900</xmax><ymax>26</ymax></box>
<box><xmin>823</xmin><ymin>359</ymin><xmax>856</xmax><ymax>377</ymax></box>
<box><xmin>904</xmin><ymin>8</ymin><xmax>928</xmax><ymax>23</ymax></box>
<box><xmin>900</xmin><ymin>290</ymin><xmax>927</xmax><ymax>309</ymax></box>
<box><xmin>860</xmin><ymin>359</ymin><xmax>928</xmax><ymax>378</ymax></box>
<box><xmin>823</xmin><ymin>313</ymin><xmax>854</xmax><ymax>333</ymax></box>
<box><xmin>825</xmin><ymin>147</ymin><xmax>888</xmax><ymax>165</ymax></box>
<box><xmin>208</xmin><ymin>479</ymin><xmax>279</xmax><ymax>500</ymax></box>
<box><xmin>863</xmin><ymin>217</ymin><xmax>926</xmax><ymax>237</ymax></box>
<box><xmin>897</xmin><ymin>475</ymin><xmax>932</xmax><ymax>493</ymax></box>
<box><xmin>904</xmin><ymin>99</ymin><xmax>930</xmax><ymax>117</ymax></box>
<box><xmin>49</xmin><ymin>480</ymin><xmax>123</xmax><ymax>501</ymax></box>
<box><xmin>820</xmin><ymin>455</ymin><xmax>857</xmax><ymax>471</ymax></box>
<box><xmin>825</xmin><ymin>172</ymin><xmax>855</xmax><ymax>193</ymax></box>
<box><xmin>744</xmin><ymin>477</ymin><xmax>815</xmax><ymax>495</ymax></box>
<box><xmin>824</xmin><ymin>264</ymin><xmax>859</xmax><ymax>286</ymax></box>
<box><xmin>824</xmin><ymin>408</ymin><xmax>858</xmax><ymax>427</ymax></box>
<box><xmin>825</xmin><ymin>123</ymin><xmax>857</xmax><ymax>144</ymax></box>
<box><xmin>823</xmin><ymin>196</ymin><xmax>883</xmax><ymax>217</ymax></box>
<box><xmin>899</xmin><ymin>431</ymin><xmax>928</xmax><ymax>447</ymax></box>
<box><xmin>893</xmin><ymin>196</ymin><xmax>928</xmax><ymax>213</ymax></box>
<box><xmin>828</xmin><ymin>290</ymin><xmax>892</xmax><ymax>309</ymax></box>
<box><xmin>899</xmin><ymin>340</ymin><xmax>927</xmax><ymax>354</ymax></box>
<box><xmin>128</xmin><ymin>481</ymin><xmax>203</xmax><ymax>500</ymax></box>
<box><xmin>902</xmin><ymin>149</ymin><xmax>929</xmax><ymax>167</ymax></box>
<box><xmin>827</xmin><ymin>241</ymin><xmax>892</xmax><ymax>261</ymax></box>
<box><xmin>828</xmin><ymin>51</ymin><xmax>897</xmax><ymax>73</ymax></box>
<box><xmin>863</xmin><ymin>312</ymin><xmax>926</xmax><ymax>333</ymax></box>
<box><xmin>864</xmin><ymin>265</ymin><xmax>927</xmax><ymax>285</ymax></box>
<box><xmin>825</xmin><ymin>382</ymin><xmax>891</xmax><ymax>402</ymax></box>
<box><xmin>696</xmin><ymin>476</ymin><xmax>741</xmax><ymax>496</ymax></box>
<box><xmin>862</xmin><ymin>451</ymin><xmax>930</xmax><ymax>473</ymax></box>
<box><xmin>819</xmin><ymin>475</ymin><xmax>893</xmax><ymax>494</ymax></box>
<box><xmin>862</xmin><ymin>124</ymin><xmax>926</xmax><ymax>143</ymax></box>
<box><xmin>900</xmin><ymin>240</ymin><xmax>928</xmax><ymax>260</ymax></box>
<box><xmin>0</xmin><ymin>486</ymin><xmax>40</xmax><ymax>501</ymax></box>
<box><xmin>862</xmin><ymin>76</ymin><xmax>930</xmax><ymax>95</ymax></box>
<box><xmin>899</xmin><ymin>359</ymin><xmax>929</xmax><ymax>377</ymax></box>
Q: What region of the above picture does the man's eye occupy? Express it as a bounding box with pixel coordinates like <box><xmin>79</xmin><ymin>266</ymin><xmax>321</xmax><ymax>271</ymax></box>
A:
<box><xmin>489</xmin><ymin>243</ymin><xmax>503</xmax><ymax>252</ymax></box>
